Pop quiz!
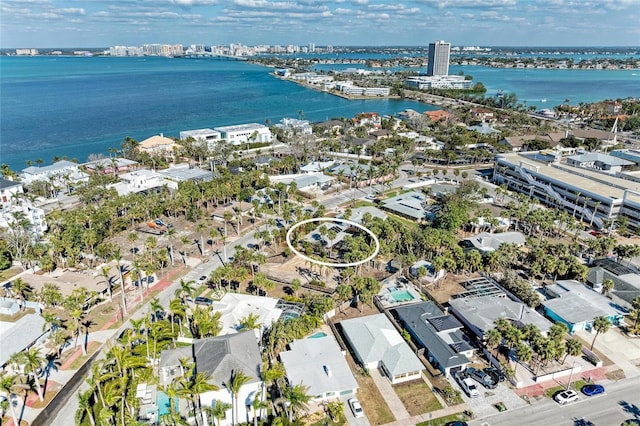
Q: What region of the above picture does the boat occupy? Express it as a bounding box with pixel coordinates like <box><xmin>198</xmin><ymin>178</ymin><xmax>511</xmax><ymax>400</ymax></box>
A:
<box><xmin>540</xmin><ymin>98</ymin><xmax>547</xmax><ymax>103</ymax></box>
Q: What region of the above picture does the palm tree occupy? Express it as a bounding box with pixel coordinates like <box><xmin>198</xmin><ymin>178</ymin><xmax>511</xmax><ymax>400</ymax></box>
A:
<box><xmin>226</xmin><ymin>369</ymin><xmax>252</xmax><ymax>426</ymax></box>
<box><xmin>19</xmin><ymin>346</ymin><xmax>45</xmax><ymax>401</ymax></box>
<box><xmin>514</xmin><ymin>342</ymin><xmax>533</xmax><ymax>375</ymax></box>
<box><xmin>632</xmin><ymin>296</ymin><xmax>640</xmax><ymax>327</ymax></box>
<box><xmin>204</xmin><ymin>400</ymin><xmax>232</xmax><ymax>426</ymax></box>
<box><xmin>591</xmin><ymin>316</ymin><xmax>611</xmax><ymax>350</ymax></box>
<box><xmin>0</xmin><ymin>372</ymin><xmax>22</xmax><ymax>426</ymax></box>
<box><xmin>175</xmin><ymin>279</ymin><xmax>196</xmax><ymax>303</ymax></box>
<box><xmin>100</xmin><ymin>266</ymin><xmax>113</xmax><ymax>302</ymax></box>
<box><xmin>485</xmin><ymin>328</ymin><xmax>502</xmax><ymax>360</ymax></box>
<box><xmin>601</xmin><ymin>278</ymin><xmax>615</xmax><ymax>296</ymax></box>
<box><xmin>76</xmin><ymin>389</ymin><xmax>96</xmax><ymax>426</ymax></box>
<box><xmin>282</xmin><ymin>382</ymin><xmax>311</xmax><ymax>422</ymax></box>
<box><xmin>564</xmin><ymin>338</ymin><xmax>583</xmax><ymax>364</ymax></box>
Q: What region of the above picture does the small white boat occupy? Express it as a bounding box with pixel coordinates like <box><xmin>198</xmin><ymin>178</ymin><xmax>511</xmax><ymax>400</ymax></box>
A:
<box><xmin>540</xmin><ymin>98</ymin><xmax>547</xmax><ymax>103</ymax></box>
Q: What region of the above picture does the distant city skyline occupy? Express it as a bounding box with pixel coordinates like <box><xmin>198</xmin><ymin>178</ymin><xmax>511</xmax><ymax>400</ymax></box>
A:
<box><xmin>1</xmin><ymin>0</ymin><xmax>639</xmax><ymax>49</ymax></box>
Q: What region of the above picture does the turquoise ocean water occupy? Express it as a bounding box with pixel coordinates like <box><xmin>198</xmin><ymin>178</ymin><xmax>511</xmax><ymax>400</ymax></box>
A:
<box><xmin>1</xmin><ymin>55</ymin><xmax>638</xmax><ymax>170</ymax></box>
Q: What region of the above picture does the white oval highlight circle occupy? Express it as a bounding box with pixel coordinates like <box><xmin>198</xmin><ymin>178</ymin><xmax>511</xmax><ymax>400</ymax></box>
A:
<box><xmin>285</xmin><ymin>217</ymin><xmax>380</xmax><ymax>268</ymax></box>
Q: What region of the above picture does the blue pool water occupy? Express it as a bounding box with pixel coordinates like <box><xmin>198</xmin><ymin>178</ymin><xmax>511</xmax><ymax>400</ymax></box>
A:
<box><xmin>308</xmin><ymin>332</ymin><xmax>328</xmax><ymax>339</ymax></box>
<box><xmin>157</xmin><ymin>391</ymin><xmax>178</xmax><ymax>416</ymax></box>
<box><xmin>390</xmin><ymin>289</ymin><xmax>414</xmax><ymax>302</ymax></box>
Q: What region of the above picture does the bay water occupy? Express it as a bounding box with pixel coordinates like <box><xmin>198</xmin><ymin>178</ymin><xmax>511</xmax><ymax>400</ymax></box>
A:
<box><xmin>1</xmin><ymin>55</ymin><xmax>638</xmax><ymax>170</ymax></box>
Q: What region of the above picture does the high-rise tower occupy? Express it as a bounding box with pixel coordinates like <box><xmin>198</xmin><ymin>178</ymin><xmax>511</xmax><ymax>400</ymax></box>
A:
<box><xmin>427</xmin><ymin>40</ymin><xmax>450</xmax><ymax>76</ymax></box>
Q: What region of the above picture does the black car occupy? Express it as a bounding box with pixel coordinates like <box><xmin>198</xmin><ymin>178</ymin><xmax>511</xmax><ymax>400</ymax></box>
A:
<box><xmin>467</xmin><ymin>367</ymin><xmax>498</xmax><ymax>389</ymax></box>
<box><xmin>194</xmin><ymin>296</ymin><xmax>213</xmax><ymax>306</ymax></box>
<box><xmin>444</xmin><ymin>422</ymin><xmax>468</xmax><ymax>426</ymax></box>
<box><xmin>484</xmin><ymin>366</ymin><xmax>507</xmax><ymax>383</ymax></box>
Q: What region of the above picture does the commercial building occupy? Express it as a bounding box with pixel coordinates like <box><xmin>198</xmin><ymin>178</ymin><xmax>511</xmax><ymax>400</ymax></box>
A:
<box><xmin>427</xmin><ymin>40</ymin><xmax>450</xmax><ymax>76</ymax></box>
<box><xmin>493</xmin><ymin>151</ymin><xmax>640</xmax><ymax>231</ymax></box>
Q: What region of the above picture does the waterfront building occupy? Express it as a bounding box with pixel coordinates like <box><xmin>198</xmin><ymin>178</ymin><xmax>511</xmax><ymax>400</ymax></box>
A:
<box><xmin>214</xmin><ymin>123</ymin><xmax>272</xmax><ymax>145</ymax></box>
<box><xmin>138</xmin><ymin>134</ymin><xmax>179</xmax><ymax>156</ymax></box>
<box><xmin>20</xmin><ymin>160</ymin><xmax>88</xmax><ymax>186</ymax></box>
<box><xmin>0</xmin><ymin>178</ymin><xmax>23</xmax><ymax>210</ymax></box>
<box><xmin>493</xmin><ymin>151</ymin><xmax>640</xmax><ymax>231</ymax></box>
<box><xmin>84</xmin><ymin>158</ymin><xmax>138</xmax><ymax>175</ymax></box>
<box><xmin>179</xmin><ymin>128</ymin><xmax>222</xmax><ymax>150</ymax></box>
<box><xmin>405</xmin><ymin>75</ymin><xmax>473</xmax><ymax>90</ymax></box>
<box><xmin>274</xmin><ymin>117</ymin><xmax>313</xmax><ymax>136</ymax></box>
<box><xmin>427</xmin><ymin>40</ymin><xmax>450</xmax><ymax>76</ymax></box>
<box><xmin>333</xmin><ymin>82</ymin><xmax>390</xmax><ymax>97</ymax></box>
<box><xmin>0</xmin><ymin>200</ymin><xmax>48</xmax><ymax>238</ymax></box>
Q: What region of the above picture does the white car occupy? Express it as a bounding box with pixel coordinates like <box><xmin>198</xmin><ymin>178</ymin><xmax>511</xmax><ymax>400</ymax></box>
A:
<box><xmin>460</xmin><ymin>377</ymin><xmax>480</xmax><ymax>398</ymax></box>
<box><xmin>348</xmin><ymin>398</ymin><xmax>364</xmax><ymax>418</ymax></box>
<box><xmin>554</xmin><ymin>389</ymin><xmax>579</xmax><ymax>405</ymax></box>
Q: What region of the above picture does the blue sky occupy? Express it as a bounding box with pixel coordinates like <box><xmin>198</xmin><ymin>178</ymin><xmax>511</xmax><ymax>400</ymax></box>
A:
<box><xmin>1</xmin><ymin>0</ymin><xmax>639</xmax><ymax>48</ymax></box>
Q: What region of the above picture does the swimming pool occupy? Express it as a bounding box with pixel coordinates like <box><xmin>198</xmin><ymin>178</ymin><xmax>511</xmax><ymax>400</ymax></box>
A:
<box><xmin>308</xmin><ymin>331</ymin><xmax>328</xmax><ymax>339</ymax></box>
<box><xmin>157</xmin><ymin>391</ymin><xmax>178</xmax><ymax>416</ymax></box>
<box><xmin>390</xmin><ymin>289</ymin><xmax>415</xmax><ymax>302</ymax></box>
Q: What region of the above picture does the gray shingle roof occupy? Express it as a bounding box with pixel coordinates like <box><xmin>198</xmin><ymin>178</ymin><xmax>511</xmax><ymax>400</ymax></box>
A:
<box><xmin>0</xmin><ymin>313</ymin><xmax>46</xmax><ymax>367</ymax></box>
<box><xmin>340</xmin><ymin>314</ymin><xmax>423</xmax><ymax>377</ymax></box>
<box><xmin>449</xmin><ymin>295</ymin><xmax>552</xmax><ymax>336</ymax></box>
<box><xmin>159</xmin><ymin>331</ymin><xmax>261</xmax><ymax>386</ymax></box>
<box><xmin>394</xmin><ymin>302</ymin><xmax>471</xmax><ymax>370</ymax></box>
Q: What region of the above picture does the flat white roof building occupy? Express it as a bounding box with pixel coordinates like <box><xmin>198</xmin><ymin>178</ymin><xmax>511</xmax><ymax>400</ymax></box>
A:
<box><xmin>214</xmin><ymin>123</ymin><xmax>272</xmax><ymax>145</ymax></box>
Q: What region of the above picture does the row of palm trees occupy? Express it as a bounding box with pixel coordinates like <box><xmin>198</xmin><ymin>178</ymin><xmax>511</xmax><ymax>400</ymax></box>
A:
<box><xmin>485</xmin><ymin>317</ymin><xmax>611</xmax><ymax>378</ymax></box>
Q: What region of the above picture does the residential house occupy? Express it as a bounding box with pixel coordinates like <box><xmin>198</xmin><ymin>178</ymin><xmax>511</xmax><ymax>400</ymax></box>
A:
<box><xmin>470</xmin><ymin>108</ymin><xmax>496</xmax><ymax>122</ymax></box>
<box><xmin>0</xmin><ymin>178</ymin><xmax>23</xmax><ymax>209</ymax></box>
<box><xmin>211</xmin><ymin>293</ymin><xmax>283</xmax><ymax>337</ymax></box>
<box><xmin>0</xmin><ymin>312</ymin><xmax>46</xmax><ymax>367</ymax></box>
<box><xmin>280</xmin><ymin>335</ymin><xmax>358</xmax><ymax>401</ymax></box>
<box><xmin>109</xmin><ymin>169</ymin><xmax>170</xmax><ymax>196</ymax></box>
<box><xmin>20</xmin><ymin>160</ymin><xmax>88</xmax><ymax>186</ymax></box>
<box><xmin>179</xmin><ymin>128</ymin><xmax>222</xmax><ymax>150</ymax></box>
<box><xmin>380</xmin><ymin>191</ymin><xmax>429</xmax><ymax>222</ymax></box>
<box><xmin>138</xmin><ymin>134</ymin><xmax>179</xmax><ymax>156</ymax></box>
<box><xmin>423</xmin><ymin>110</ymin><xmax>452</xmax><ymax>123</ymax></box>
<box><xmin>275</xmin><ymin>118</ymin><xmax>313</xmax><ymax>136</ymax></box>
<box><xmin>157</xmin><ymin>163</ymin><xmax>214</xmax><ymax>183</ymax></box>
<box><xmin>214</xmin><ymin>123</ymin><xmax>272</xmax><ymax>145</ymax></box>
<box><xmin>84</xmin><ymin>158</ymin><xmax>138</xmax><ymax>175</ymax></box>
<box><xmin>159</xmin><ymin>331</ymin><xmax>263</xmax><ymax>426</ymax></box>
<box><xmin>0</xmin><ymin>200</ymin><xmax>48</xmax><ymax>238</ymax></box>
<box><xmin>448</xmin><ymin>295</ymin><xmax>552</xmax><ymax>340</ymax></box>
<box><xmin>541</xmin><ymin>280</ymin><xmax>626</xmax><ymax>333</ymax></box>
<box><xmin>409</xmin><ymin>260</ymin><xmax>445</xmax><ymax>283</ymax></box>
<box><xmin>393</xmin><ymin>302</ymin><xmax>472</xmax><ymax>376</ymax></box>
<box><xmin>353</xmin><ymin>112</ymin><xmax>381</xmax><ymax>129</ymax></box>
<box><xmin>460</xmin><ymin>231</ymin><xmax>526</xmax><ymax>255</ymax></box>
<box><xmin>314</xmin><ymin>120</ymin><xmax>346</xmax><ymax>137</ymax></box>
<box><xmin>340</xmin><ymin>313</ymin><xmax>423</xmax><ymax>384</ymax></box>
<box><xmin>588</xmin><ymin>258</ymin><xmax>640</xmax><ymax>309</ymax></box>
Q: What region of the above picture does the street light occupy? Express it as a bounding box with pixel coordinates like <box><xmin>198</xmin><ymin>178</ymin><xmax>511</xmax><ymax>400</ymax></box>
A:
<box><xmin>566</xmin><ymin>359</ymin><xmax>577</xmax><ymax>390</ymax></box>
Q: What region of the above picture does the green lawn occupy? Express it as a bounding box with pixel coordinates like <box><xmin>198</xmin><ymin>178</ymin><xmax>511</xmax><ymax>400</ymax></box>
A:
<box><xmin>545</xmin><ymin>379</ymin><xmax>587</xmax><ymax>399</ymax></box>
<box><xmin>393</xmin><ymin>379</ymin><xmax>442</xmax><ymax>416</ymax></box>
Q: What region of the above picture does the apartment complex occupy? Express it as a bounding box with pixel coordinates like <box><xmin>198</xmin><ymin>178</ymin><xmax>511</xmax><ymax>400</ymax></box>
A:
<box><xmin>494</xmin><ymin>151</ymin><xmax>640</xmax><ymax>231</ymax></box>
<box><xmin>427</xmin><ymin>40</ymin><xmax>450</xmax><ymax>76</ymax></box>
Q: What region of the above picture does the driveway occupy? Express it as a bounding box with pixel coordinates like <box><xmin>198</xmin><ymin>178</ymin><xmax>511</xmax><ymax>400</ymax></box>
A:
<box><xmin>576</xmin><ymin>327</ymin><xmax>640</xmax><ymax>379</ymax></box>
<box><xmin>452</xmin><ymin>374</ymin><xmax>527</xmax><ymax>420</ymax></box>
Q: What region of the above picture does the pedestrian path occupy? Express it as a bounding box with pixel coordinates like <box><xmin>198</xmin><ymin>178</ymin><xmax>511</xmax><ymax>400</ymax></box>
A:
<box><xmin>369</xmin><ymin>368</ymin><xmax>410</xmax><ymax>420</ymax></box>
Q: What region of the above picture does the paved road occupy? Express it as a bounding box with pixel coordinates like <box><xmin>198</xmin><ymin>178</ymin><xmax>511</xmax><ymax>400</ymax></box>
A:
<box><xmin>470</xmin><ymin>376</ymin><xmax>640</xmax><ymax>426</ymax></box>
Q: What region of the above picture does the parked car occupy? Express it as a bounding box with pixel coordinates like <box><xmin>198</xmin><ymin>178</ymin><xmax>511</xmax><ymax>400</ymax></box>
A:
<box><xmin>194</xmin><ymin>296</ymin><xmax>213</xmax><ymax>306</ymax></box>
<box><xmin>554</xmin><ymin>389</ymin><xmax>579</xmax><ymax>405</ymax></box>
<box><xmin>484</xmin><ymin>366</ymin><xmax>507</xmax><ymax>383</ymax></box>
<box><xmin>348</xmin><ymin>398</ymin><xmax>364</xmax><ymax>418</ymax></box>
<box><xmin>467</xmin><ymin>367</ymin><xmax>498</xmax><ymax>389</ymax></box>
<box><xmin>581</xmin><ymin>384</ymin><xmax>605</xmax><ymax>396</ymax></box>
<box><xmin>460</xmin><ymin>377</ymin><xmax>480</xmax><ymax>398</ymax></box>
<box><xmin>198</xmin><ymin>275</ymin><xmax>208</xmax><ymax>283</ymax></box>
<box><xmin>444</xmin><ymin>422</ymin><xmax>468</xmax><ymax>426</ymax></box>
